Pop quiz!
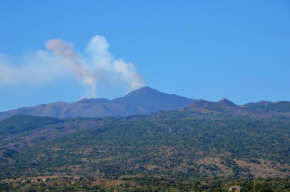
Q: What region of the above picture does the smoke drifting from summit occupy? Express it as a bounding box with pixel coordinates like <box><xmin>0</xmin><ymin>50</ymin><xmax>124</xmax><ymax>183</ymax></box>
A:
<box><xmin>84</xmin><ymin>35</ymin><xmax>146</xmax><ymax>94</ymax></box>
<box><xmin>46</xmin><ymin>39</ymin><xmax>97</xmax><ymax>98</ymax></box>
<box><xmin>0</xmin><ymin>35</ymin><xmax>146</xmax><ymax>98</ymax></box>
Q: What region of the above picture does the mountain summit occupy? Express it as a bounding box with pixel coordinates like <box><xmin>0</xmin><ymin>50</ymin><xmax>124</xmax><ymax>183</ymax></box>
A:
<box><xmin>113</xmin><ymin>86</ymin><xmax>193</xmax><ymax>112</ymax></box>
<box><xmin>0</xmin><ymin>86</ymin><xmax>193</xmax><ymax>121</ymax></box>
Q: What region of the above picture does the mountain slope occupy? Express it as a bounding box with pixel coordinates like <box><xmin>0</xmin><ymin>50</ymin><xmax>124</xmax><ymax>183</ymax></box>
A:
<box><xmin>0</xmin><ymin>100</ymin><xmax>142</xmax><ymax>121</ymax></box>
<box><xmin>113</xmin><ymin>86</ymin><xmax>193</xmax><ymax>112</ymax></box>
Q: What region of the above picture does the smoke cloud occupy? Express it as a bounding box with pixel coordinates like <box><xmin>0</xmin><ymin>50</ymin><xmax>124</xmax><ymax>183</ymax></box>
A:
<box><xmin>0</xmin><ymin>35</ymin><xmax>146</xmax><ymax>98</ymax></box>
<box><xmin>45</xmin><ymin>39</ymin><xmax>97</xmax><ymax>98</ymax></box>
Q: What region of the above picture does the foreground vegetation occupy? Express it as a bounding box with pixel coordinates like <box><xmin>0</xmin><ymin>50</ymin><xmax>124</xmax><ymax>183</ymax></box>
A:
<box><xmin>1</xmin><ymin>176</ymin><xmax>290</xmax><ymax>191</ymax></box>
<box><xmin>0</xmin><ymin>111</ymin><xmax>290</xmax><ymax>191</ymax></box>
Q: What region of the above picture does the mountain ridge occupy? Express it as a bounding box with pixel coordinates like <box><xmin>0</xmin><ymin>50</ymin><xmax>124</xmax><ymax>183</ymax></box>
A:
<box><xmin>0</xmin><ymin>86</ymin><xmax>194</xmax><ymax>121</ymax></box>
<box><xmin>1</xmin><ymin>87</ymin><xmax>290</xmax><ymax>121</ymax></box>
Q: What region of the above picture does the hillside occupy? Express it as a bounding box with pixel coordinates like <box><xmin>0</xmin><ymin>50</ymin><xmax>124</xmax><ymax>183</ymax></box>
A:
<box><xmin>181</xmin><ymin>99</ymin><xmax>249</xmax><ymax>115</ymax></box>
<box><xmin>1</xmin><ymin>112</ymin><xmax>290</xmax><ymax>181</ymax></box>
<box><xmin>0</xmin><ymin>115</ymin><xmax>62</xmax><ymax>135</ymax></box>
<box><xmin>243</xmin><ymin>101</ymin><xmax>290</xmax><ymax>113</ymax></box>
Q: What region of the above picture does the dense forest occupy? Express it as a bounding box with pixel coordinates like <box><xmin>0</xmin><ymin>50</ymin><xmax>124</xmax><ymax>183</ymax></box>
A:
<box><xmin>1</xmin><ymin>111</ymin><xmax>290</xmax><ymax>191</ymax></box>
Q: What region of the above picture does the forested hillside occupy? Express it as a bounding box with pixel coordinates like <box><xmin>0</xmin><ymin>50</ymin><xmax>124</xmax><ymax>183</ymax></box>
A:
<box><xmin>1</xmin><ymin>112</ymin><xmax>290</xmax><ymax>182</ymax></box>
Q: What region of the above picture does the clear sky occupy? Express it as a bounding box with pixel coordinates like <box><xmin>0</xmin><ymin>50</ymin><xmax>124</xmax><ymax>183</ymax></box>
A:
<box><xmin>0</xmin><ymin>0</ymin><xmax>289</xmax><ymax>112</ymax></box>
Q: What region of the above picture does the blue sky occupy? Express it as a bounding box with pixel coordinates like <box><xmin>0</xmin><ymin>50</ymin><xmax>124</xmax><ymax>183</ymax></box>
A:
<box><xmin>0</xmin><ymin>0</ymin><xmax>289</xmax><ymax>112</ymax></box>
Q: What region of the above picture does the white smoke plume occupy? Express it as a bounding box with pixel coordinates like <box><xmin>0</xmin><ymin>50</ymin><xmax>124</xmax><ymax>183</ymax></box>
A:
<box><xmin>0</xmin><ymin>35</ymin><xmax>146</xmax><ymax>98</ymax></box>
<box><xmin>45</xmin><ymin>39</ymin><xmax>97</xmax><ymax>98</ymax></box>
